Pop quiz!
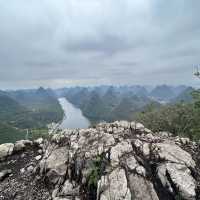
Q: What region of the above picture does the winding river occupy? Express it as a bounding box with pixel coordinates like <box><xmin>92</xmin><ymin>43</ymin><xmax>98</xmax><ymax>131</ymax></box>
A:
<box><xmin>58</xmin><ymin>98</ymin><xmax>90</xmax><ymax>129</ymax></box>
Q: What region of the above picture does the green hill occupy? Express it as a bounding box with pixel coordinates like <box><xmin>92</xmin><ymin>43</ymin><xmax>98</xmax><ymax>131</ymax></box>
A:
<box><xmin>64</xmin><ymin>87</ymin><xmax>155</xmax><ymax>123</ymax></box>
<box><xmin>82</xmin><ymin>91</ymin><xmax>108</xmax><ymax>122</ymax></box>
<box><xmin>0</xmin><ymin>88</ymin><xmax>64</xmax><ymax>144</ymax></box>
<box><xmin>171</xmin><ymin>87</ymin><xmax>194</xmax><ymax>103</ymax></box>
<box><xmin>0</xmin><ymin>92</ymin><xmax>28</xmax><ymax>122</ymax></box>
<box><xmin>0</xmin><ymin>122</ymin><xmax>26</xmax><ymax>144</ymax></box>
<box><xmin>110</xmin><ymin>95</ymin><xmax>155</xmax><ymax>121</ymax></box>
<box><xmin>8</xmin><ymin>87</ymin><xmax>64</xmax><ymax>126</ymax></box>
<box><xmin>150</xmin><ymin>85</ymin><xmax>175</xmax><ymax>101</ymax></box>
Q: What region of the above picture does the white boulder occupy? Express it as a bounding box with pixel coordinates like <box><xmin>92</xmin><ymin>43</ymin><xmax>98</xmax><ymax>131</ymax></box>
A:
<box><xmin>0</xmin><ymin>143</ymin><xmax>14</xmax><ymax>160</ymax></box>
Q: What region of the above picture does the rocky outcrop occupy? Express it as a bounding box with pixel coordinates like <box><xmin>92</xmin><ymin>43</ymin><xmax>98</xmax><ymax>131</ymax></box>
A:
<box><xmin>0</xmin><ymin>143</ymin><xmax>14</xmax><ymax>161</ymax></box>
<box><xmin>0</xmin><ymin>121</ymin><xmax>200</xmax><ymax>200</ymax></box>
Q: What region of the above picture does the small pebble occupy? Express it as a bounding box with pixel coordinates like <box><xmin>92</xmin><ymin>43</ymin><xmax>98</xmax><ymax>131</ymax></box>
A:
<box><xmin>27</xmin><ymin>165</ymin><xmax>34</xmax><ymax>173</ymax></box>
<box><xmin>35</xmin><ymin>155</ymin><xmax>42</xmax><ymax>161</ymax></box>
<box><xmin>20</xmin><ymin>168</ymin><xmax>25</xmax><ymax>174</ymax></box>
<box><xmin>21</xmin><ymin>153</ymin><xmax>25</xmax><ymax>158</ymax></box>
<box><xmin>0</xmin><ymin>169</ymin><xmax>12</xmax><ymax>181</ymax></box>
<box><xmin>38</xmin><ymin>149</ymin><xmax>43</xmax><ymax>154</ymax></box>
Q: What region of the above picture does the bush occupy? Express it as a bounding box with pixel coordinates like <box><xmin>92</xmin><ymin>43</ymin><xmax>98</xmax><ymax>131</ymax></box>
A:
<box><xmin>136</xmin><ymin>102</ymin><xmax>200</xmax><ymax>140</ymax></box>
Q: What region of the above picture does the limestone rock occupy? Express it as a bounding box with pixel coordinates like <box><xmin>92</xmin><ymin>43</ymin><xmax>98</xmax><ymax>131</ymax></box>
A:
<box><xmin>125</xmin><ymin>155</ymin><xmax>138</xmax><ymax>171</ymax></box>
<box><xmin>35</xmin><ymin>155</ymin><xmax>42</xmax><ymax>161</ymax></box>
<box><xmin>0</xmin><ymin>169</ymin><xmax>12</xmax><ymax>181</ymax></box>
<box><xmin>27</xmin><ymin>165</ymin><xmax>34</xmax><ymax>173</ymax></box>
<box><xmin>59</xmin><ymin>180</ymin><xmax>79</xmax><ymax>197</ymax></box>
<box><xmin>158</xmin><ymin>163</ymin><xmax>196</xmax><ymax>200</ymax></box>
<box><xmin>0</xmin><ymin>143</ymin><xmax>14</xmax><ymax>160</ymax></box>
<box><xmin>128</xmin><ymin>174</ymin><xmax>159</xmax><ymax>200</ymax></box>
<box><xmin>110</xmin><ymin>140</ymin><xmax>132</xmax><ymax>166</ymax></box>
<box><xmin>34</xmin><ymin>138</ymin><xmax>44</xmax><ymax>145</ymax></box>
<box><xmin>40</xmin><ymin>146</ymin><xmax>69</xmax><ymax>184</ymax></box>
<box><xmin>130</xmin><ymin>122</ymin><xmax>145</xmax><ymax>132</ymax></box>
<box><xmin>117</xmin><ymin>120</ymin><xmax>130</xmax><ymax>129</ymax></box>
<box><xmin>14</xmin><ymin>140</ymin><xmax>32</xmax><ymax>152</ymax></box>
<box><xmin>0</xmin><ymin>121</ymin><xmax>199</xmax><ymax>200</ymax></box>
<box><xmin>98</xmin><ymin>167</ymin><xmax>131</xmax><ymax>200</ymax></box>
<box><xmin>152</xmin><ymin>142</ymin><xmax>195</xmax><ymax>168</ymax></box>
<box><xmin>180</xmin><ymin>137</ymin><xmax>190</xmax><ymax>145</ymax></box>
<box><xmin>132</xmin><ymin>139</ymin><xmax>150</xmax><ymax>158</ymax></box>
<box><xmin>20</xmin><ymin>168</ymin><xmax>25</xmax><ymax>174</ymax></box>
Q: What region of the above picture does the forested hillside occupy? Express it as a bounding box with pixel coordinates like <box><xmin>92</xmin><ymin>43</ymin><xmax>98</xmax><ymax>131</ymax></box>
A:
<box><xmin>136</xmin><ymin>89</ymin><xmax>200</xmax><ymax>140</ymax></box>
<box><xmin>0</xmin><ymin>84</ymin><xmax>195</xmax><ymax>144</ymax></box>
<box><xmin>8</xmin><ymin>87</ymin><xmax>64</xmax><ymax>126</ymax></box>
<box><xmin>58</xmin><ymin>85</ymin><xmax>191</xmax><ymax>124</ymax></box>
<box><xmin>0</xmin><ymin>88</ymin><xmax>63</xmax><ymax>144</ymax></box>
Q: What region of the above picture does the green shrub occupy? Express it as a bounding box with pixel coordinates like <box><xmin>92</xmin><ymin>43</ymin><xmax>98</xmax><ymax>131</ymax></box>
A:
<box><xmin>136</xmin><ymin>100</ymin><xmax>200</xmax><ymax>140</ymax></box>
<box><xmin>87</xmin><ymin>155</ymin><xmax>107</xmax><ymax>188</ymax></box>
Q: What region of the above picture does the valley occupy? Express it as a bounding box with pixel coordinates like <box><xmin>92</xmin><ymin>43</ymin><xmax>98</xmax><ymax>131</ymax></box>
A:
<box><xmin>0</xmin><ymin>84</ymin><xmax>196</xmax><ymax>144</ymax></box>
<box><xmin>59</xmin><ymin>85</ymin><xmax>193</xmax><ymax>123</ymax></box>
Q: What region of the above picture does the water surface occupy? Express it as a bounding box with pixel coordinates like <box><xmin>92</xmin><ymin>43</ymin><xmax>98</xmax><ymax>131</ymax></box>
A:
<box><xmin>58</xmin><ymin>98</ymin><xmax>90</xmax><ymax>129</ymax></box>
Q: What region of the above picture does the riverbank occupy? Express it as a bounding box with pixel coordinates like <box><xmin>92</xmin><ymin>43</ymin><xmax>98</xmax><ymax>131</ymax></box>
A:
<box><xmin>58</xmin><ymin>97</ymin><xmax>90</xmax><ymax>129</ymax></box>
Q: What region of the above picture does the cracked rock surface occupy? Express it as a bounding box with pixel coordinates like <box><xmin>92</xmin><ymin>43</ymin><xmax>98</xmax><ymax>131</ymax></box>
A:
<box><xmin>0</xmin><ymin>121</ymin><xmax>200</xmax><ymax>200</ymax></box>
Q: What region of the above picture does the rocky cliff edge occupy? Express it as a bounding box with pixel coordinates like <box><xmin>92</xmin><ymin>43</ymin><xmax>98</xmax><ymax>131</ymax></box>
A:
<box><xmin>0</xmin><ymin>121</ymin><xmax>200</xmax><ymax>200</ymax></box>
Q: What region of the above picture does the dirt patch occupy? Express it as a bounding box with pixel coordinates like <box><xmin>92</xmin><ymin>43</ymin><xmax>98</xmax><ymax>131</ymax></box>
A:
<box><xmin>0</xmin><ymin>146</ymin><xmax>51</xmax><ymax>200</ymax></box>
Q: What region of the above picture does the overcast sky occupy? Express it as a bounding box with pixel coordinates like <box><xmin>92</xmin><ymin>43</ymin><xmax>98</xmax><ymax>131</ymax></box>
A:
<box><xmin>0</xmin><ymin>0</ymin><xmax>200</xmax><ymax>89</ymax></box>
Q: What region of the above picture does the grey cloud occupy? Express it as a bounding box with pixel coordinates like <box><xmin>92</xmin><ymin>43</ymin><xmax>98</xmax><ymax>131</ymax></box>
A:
<box><xmin>64</xmin><ymin>33</ymin><xmax>132</xmax><ymax>56</ymax></box>
<box><xmin>0</xmin><ymin>0</ymin><xmax>199</xmax><ymax>89</ymax></box>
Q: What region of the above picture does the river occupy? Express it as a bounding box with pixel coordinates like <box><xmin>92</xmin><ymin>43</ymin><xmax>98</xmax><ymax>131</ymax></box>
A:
<box><xmin>58</xmin><ymin>98</ymin><xmax>90</xmax><ymax>129</ymax></box>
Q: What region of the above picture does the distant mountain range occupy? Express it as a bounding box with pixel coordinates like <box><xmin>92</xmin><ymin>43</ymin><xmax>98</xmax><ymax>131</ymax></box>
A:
<box><xmin>56</xmin><ymin>84</ymin><xmax>191</xmax><ymax>100</ymax></box>
<box><xmin>0</xmin><ymin>84</ymin><xmax>195</xmax><ymax>143</ymax></box>
<box><xmin>55</xmin><ymin>85</ymin><xmax>194</xmax><ymax>123</ymax></box>
<box><xmin>150</xmin><ymin>85</ymin><xmax>175</xmax><ymax>101</ymax></box>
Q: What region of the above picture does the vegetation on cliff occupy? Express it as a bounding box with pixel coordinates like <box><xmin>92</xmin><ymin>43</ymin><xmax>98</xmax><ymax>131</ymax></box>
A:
<box><xmin>136</xmin><ymin>90</ymin><xmax>200</xmax><ymax>140</ymax></box>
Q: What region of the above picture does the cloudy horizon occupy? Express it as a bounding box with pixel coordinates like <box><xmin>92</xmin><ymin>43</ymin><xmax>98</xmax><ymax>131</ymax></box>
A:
<box><xmin>0</xmin><ymin>0</ymin><xmax>200</xmax><ymax>89</ymax></box>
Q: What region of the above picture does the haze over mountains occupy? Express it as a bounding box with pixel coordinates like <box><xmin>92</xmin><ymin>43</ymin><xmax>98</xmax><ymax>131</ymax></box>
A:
<box><xmin>0</xmin><ymin>84</ymin><xmax>194</xmax><ymax>144</ymax></box>
<box><xmin>57</xmin><ymin>84</ymin><xmax>193</xmax><ymax>123</ymax></box>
